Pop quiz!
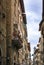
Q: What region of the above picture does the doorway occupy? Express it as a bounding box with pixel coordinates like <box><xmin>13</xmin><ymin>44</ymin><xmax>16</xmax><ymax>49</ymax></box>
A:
<box><xmin>0</xmin><ymin>49</ymin><xmax>2</xmax><ymax>65</ymax></box>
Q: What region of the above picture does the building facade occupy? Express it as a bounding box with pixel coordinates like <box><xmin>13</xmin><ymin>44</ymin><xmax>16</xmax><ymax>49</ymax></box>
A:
<box><xmin>39</xmin><ymin>0</ymin><xmax>44</xmax><ymax>65</ymax></box>
<box><xmin>33</xmin><ymin>43</ymin><xmax>41</xmax><ymax>65</ymax></box>
<box><xmin>0</xmin><ymin>0</ymin><xmax>31</xmax><ymax>65</ymax></box>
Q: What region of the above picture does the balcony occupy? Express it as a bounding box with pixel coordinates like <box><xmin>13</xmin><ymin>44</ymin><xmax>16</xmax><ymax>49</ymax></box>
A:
<box><xmin>12</xmin><ymin>32</ymin><xmax>23</xmax><ymax>49</ymax></box>
<box><xmin>12</xmin><ymin>24</ymin><xmax>23</xmax><ymax>49</ymax></box>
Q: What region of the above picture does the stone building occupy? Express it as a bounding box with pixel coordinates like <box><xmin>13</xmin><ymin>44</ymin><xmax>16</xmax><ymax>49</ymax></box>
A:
<box><xmin>23</xmin><ymin>42</ymin><xmax>31</xmax><ymax>65</ymax></box>
<box><xmin>0</xmin><ymin>0</ymin><xmax>30</xmax><ymax>65</ymax></box>
<box><xmin>0</xmin><ymin>0</ymin><xmax>6</xmax><ymax>65</ymax></box>
<box><xmin>28</xmin><ymin>43</ymin><xmax>31</xmax><ymax>65</ymax></box>
<box><xmin>33</xmin><ymin>44</ymin><xmax>40</xmax><ymax>65</ymax></box>
<box><xmin>39</xmin><ymin>0</ymin><xmax>44</xmax><ymax>65</ymax></box>
<box><xmin>38</xmin><ymin>37</ymin><xmax>43</xmax><ymax>65</ymax></box>
<box><xmin>33</xmin><ymin>37</ymin><xmax>44</xmax><ymax>65</ymax></box>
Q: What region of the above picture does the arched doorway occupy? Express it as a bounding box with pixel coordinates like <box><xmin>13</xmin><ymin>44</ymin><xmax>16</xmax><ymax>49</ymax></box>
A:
<box><xmin>0</xmin><ymin>49</ymin><xmax>2</xmax><ymax>65</ymax></box>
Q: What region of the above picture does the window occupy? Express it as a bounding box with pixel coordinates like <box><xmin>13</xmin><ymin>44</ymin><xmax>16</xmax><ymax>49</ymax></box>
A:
<box><xmin>13</xmin><ymin>24</ymin><xmax>18</xmax><ymax>33</ymax></box>
<box><xmin>13</xmin><ymin>24</ymin><xmax>18</xmax><ymax>37</ymax></box>
<box><xmin>14</xmin><ymin>0</ymin><xmax>16</xmax><ymax>16</ymax></box>
<box><xmin>23</xmin><ymin>44</ymin><xmax>26</xmax><ymax>50</ymax></box>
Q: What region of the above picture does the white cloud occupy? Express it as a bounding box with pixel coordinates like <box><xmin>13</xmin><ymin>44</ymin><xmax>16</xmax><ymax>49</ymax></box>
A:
<box><xmin>23</xmin><ymin>0</ymin><xmax>42</xmax><ymax>59</ymax></box>
<box><xmin>27</xmin><ymin>21</ymin><xmax>41</xmax><ymax>42</ymax></box>
<box><xmin>26</xmin><ymin>11</ymin><xmax>41</xmax><ymax>40</ymax></box>
<box><xmin>24</xmin><ymin>0</ymin><xmax>42</xmax><ymax>14</ymax></box>
<box><xmin>25</xmin><ymin>11</ymin><xmax>42</xmax><ymax>20</ymax></box>
<box><xmin>26</xmin><ymin>11</ymin><xmax>41</xmax><ymax>57</ymax></box>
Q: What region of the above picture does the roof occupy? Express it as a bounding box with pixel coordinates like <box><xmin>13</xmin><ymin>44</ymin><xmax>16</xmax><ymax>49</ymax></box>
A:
<box><xmin>42</xmin><ymin>0</ymin><xmax>44</xmax><ymax>17</ymax></box>
<box><xmin>19</xmin><ymin>0</ymin><xmax>27</xmax><ymax>24</ymax></box>
<box><xmin>39</xmin><ymin>0</ymin><xmax>44</xmax><ymax>31</ymax></box>
<box><xmin>19</xmin><ymin>0</ymin><xmax>25</xmax><ymax>13</ymax></box>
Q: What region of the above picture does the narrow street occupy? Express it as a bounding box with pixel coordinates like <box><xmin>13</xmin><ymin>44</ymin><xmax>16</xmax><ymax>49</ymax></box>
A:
<box><xmin>0</xmin><ymin>0</ymin><xmax>44</xmax><ymax>65</ymax></box>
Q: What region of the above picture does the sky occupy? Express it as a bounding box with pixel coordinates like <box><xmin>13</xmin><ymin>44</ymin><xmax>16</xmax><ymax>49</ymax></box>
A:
<box><xmin>23</xmin><ymin>0</ymin><xmax>42</xmax><ymax>59</ymax></box>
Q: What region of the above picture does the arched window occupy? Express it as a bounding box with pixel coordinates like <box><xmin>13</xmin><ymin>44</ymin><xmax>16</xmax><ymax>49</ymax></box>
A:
<box><xmin>0</xmin><ymin>49</ymin><xmax>1</xmax><ymax>65</ymax></box>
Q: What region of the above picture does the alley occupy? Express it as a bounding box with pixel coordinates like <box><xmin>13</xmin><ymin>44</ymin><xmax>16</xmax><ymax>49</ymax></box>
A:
<box><xmin>0</xmin><ymin>0</ymin><xmax>44</xmax><ymax>65</ymax></box>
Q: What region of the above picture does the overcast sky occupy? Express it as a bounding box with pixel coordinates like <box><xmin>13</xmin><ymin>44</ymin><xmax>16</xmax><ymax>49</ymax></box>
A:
<box><xmin>23</xmin><ymin>0</ymin><xmax>42</xmax><ymax>59</ymax></box>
